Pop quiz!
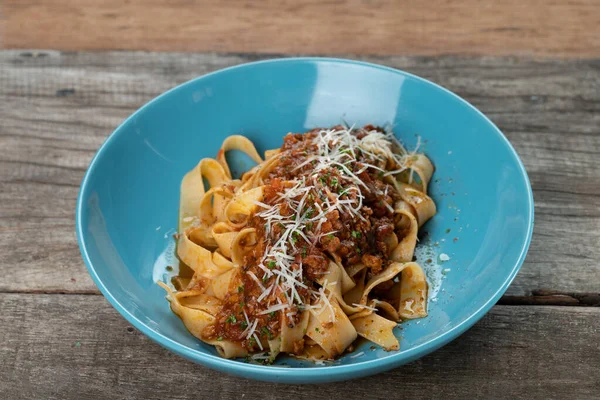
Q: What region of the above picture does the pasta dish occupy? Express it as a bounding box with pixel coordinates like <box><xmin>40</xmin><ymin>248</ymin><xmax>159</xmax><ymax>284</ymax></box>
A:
<box><xmin>159</xmin><ymin>125</ymin><xmax>436</xmax><ymax>362</ymax></box>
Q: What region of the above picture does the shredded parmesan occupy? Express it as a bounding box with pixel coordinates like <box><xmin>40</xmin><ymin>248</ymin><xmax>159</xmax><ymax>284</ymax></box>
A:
<box><xmin>352</xmin><ymin>303</ymin><xmax>378</xmax><ymax>312</ymax></box>
<box><xmin>252</xmin><ymin>333</ymin><xmax>264</xmax><ymax>350</ymax></box>
<box><xmin>248</xmin><ymin>127</ymin><xmax>413</xmax><ymax>323</ymax></box>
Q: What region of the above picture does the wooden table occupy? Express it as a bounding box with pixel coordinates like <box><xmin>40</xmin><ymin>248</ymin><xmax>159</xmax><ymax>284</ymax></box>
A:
<box><xmin>1</xmin><ymin>2</ymin><xmax>600</xmax><ymax>399</ymax></box>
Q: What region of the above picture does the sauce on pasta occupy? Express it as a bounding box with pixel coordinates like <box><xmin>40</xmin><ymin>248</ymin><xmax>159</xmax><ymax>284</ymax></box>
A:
<box><xmin>159</xmin><ymin>125</ymin><xmax>437</xmax><ymax>362</ymax></box>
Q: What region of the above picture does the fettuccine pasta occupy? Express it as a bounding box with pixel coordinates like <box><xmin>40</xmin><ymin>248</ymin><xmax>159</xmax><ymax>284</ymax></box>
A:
<box><xmin>159</xmin><ymin>125</ymin><xmax>436</xmax><ymax>362</ymax></box>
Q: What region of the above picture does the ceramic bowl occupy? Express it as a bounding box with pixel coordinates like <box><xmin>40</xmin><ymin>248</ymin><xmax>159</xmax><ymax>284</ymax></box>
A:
<box><xmin>76</xmin><ymin>58</ymin><xmax>534</xmax><ymax>383</ymax></box>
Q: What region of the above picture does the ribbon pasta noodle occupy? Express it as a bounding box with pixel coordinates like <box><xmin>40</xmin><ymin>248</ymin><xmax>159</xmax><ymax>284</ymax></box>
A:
<box><xmin>160</xmin><ymin>125</ymin><xmax>436</xmax><ymax>362</ymax></box>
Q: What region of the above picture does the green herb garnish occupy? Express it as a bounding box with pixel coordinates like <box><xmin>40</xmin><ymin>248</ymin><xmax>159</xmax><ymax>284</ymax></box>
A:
<box><xmin>225</xmin><ymin>315</ymin><xmax>237</xmax><ymax>324</ymax></box>
<box><xmin>351</xmin><ymin>231</ymin><xmax>361</xmax><ymax>238</ymax></box>
<box><xmin>261</xmin><ymin>326</ymin><xmax>273</xmax><ymax>339</ymax></box>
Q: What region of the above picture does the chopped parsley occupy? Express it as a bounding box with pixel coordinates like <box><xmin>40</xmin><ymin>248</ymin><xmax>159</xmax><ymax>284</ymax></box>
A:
<box><xmin>351</xmin><ymin>230</ymin><xmax>361</xmax><ymax>238</ymax></box>
<box><xmin>240</xmin><ymin>320</ymin><xmax>248</xmax><ymax>329</ymax></box>
<box><xmin>269</xmin><ymin>311</ymin><xmax>277</xmax><ymax>318</ymax></box>
<box><xmin>225</xmin><ymin>315</ymin><xmax>237</xmax><ymax>324</ymax></box>
<box><xmin>261</xmin><ymin>326</ymin><xmax>274</xmax><ymax>339</ymax></box>
<box><xmin>237</xmin><ymin>285</ymin><xmax>244</xmax><ymax>293</ymax></box>
<box><xmin>267</xmin><ymin>260</ymin><xmax>276</xmax><ymax>269</ymax></box>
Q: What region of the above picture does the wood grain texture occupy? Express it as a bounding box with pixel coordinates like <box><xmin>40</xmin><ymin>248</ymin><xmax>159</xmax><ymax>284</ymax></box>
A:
<box><xmin>1</xmin><ymin>50</ymin><xmax>599</xmax><ymax>298</ymax></box>
<box><xmin>3</xmin><ymin>1</ymin><xmax>600</xmax><ymax>58</ymax></box>
<box><xmin>1</xmin><ymin>293</ymin><xmax>598</xmax><ymax>399</ymax></box>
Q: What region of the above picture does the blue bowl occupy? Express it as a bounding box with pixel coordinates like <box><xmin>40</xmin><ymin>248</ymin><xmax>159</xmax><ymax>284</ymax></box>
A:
<box><xmin>76</xmin><ymin>58</ymin><xmax>534</xmax><ymax>383</ymax></box>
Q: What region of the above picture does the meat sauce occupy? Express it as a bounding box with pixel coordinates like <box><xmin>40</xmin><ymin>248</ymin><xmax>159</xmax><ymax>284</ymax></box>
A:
<box><xmin>203</xmin><ymin>126</ymin><xmax>401</xmax><ymax>352</ymax></box>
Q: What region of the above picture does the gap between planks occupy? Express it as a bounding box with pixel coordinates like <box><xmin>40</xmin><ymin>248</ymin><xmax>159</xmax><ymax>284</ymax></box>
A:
<box><xmin>1</xmin><ymin>288</ymin><xmax>598</xmax><ymax>307</ymax></box>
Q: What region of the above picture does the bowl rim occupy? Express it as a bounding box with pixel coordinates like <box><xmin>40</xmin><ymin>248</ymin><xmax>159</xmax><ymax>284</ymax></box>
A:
<box><xmin>76</xmin><ymin>57</ymin><xmax>534</xmax><ymax>382</ymax></box>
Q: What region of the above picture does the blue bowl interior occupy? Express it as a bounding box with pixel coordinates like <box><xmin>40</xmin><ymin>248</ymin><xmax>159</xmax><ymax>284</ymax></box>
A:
<box><xmin>77</xmin><ymin>59</ymin><xmax>533</xmax><ymax>383</ymax></box>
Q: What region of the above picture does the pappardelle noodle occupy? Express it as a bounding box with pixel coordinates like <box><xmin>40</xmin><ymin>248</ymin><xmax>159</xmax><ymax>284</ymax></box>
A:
<box><xmin>159</xmin><ymin>125</ymin><xmax>436</xmax><ymax>363</ymax></box>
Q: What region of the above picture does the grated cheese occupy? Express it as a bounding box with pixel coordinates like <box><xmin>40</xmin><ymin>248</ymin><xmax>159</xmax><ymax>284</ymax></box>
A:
<box><xmin>247</xmin><ymin>126</ymin><xmax>413</xmax><ymax>322</ymax></box>
<box><xmin>352</xmin><ymin>303</ymin><xmax>378</xmax><ymax>312</ymax></box>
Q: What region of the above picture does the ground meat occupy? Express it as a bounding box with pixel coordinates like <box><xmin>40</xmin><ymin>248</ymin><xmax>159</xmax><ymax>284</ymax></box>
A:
<box><xmin>303</xmin><ymin>253</ymin><xmax>329</xmax><ymax>280</ymax></box>
<box><xmin>346</xmin><ymin>252</ymin><xmax>362</xmax><ymax>266</ymax></box>
<box><xmin>362</xmin><ymin>254</ymin><xmax>383</xmax><ymax>274</ymax></box>
<box><xmin>375</xmin><ymin>217</ymin><xmax>394</xmax><ymax>239</ymax></box>
<box><xmin>321</xmin><ymin>235</ymin><xmax>341</xmax><ymax>253</ymax></box>
<box><xmin>264</xmin><ymin>178</ymin><xmax>283</xmax><ymax>201</ymax></box>
<box><xmin>373</xmin><ymin>217</ymin><xmax>395</xmax><ymax>255</ymax></box>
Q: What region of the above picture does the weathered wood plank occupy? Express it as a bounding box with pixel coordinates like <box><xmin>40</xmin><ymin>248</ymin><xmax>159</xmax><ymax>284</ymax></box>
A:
<box><xmin>0</xmin><ymin>294</ymin><xmax>598</xmax><ymax>399</ymax></box>
<box><xmin>0</xmin><ymin>51</ymin><xmax>599</xmax><ymax>297</ymax></box>
<box><xmin>3</xmin><ymin>1</ymin><xmax>600</xmax><ymax>58</ymax></box>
